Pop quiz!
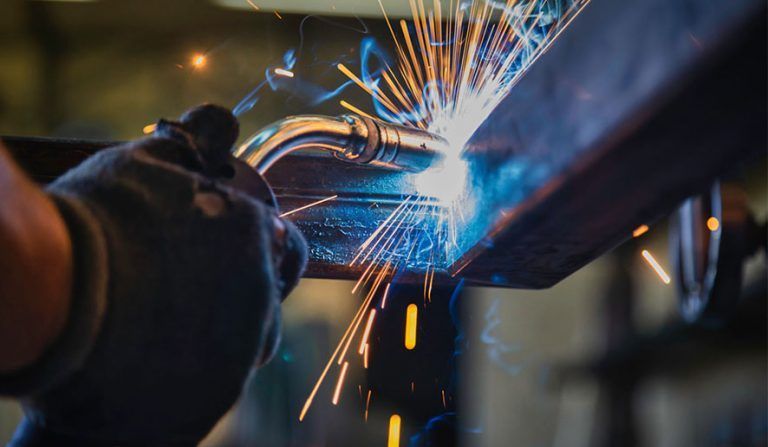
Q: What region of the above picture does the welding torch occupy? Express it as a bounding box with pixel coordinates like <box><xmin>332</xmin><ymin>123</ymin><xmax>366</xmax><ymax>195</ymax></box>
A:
<box><xmin>235</xmin><ymin>114</ymin><xmax>449</xmax><ymax>175</ymax></box>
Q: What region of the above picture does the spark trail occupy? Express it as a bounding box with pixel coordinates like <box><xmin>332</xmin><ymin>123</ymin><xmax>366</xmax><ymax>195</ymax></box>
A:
<box><xmin>297</xmin><ymin>0</ymin><xmax>590</xmax><ymax>421</ymax></box>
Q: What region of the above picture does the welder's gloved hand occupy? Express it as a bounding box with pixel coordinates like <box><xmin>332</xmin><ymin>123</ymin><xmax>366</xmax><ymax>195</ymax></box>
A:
<box><xmin>0</xmin><ymin>105</ymin><xmax>308</xmax><ymax>446</ymax></box>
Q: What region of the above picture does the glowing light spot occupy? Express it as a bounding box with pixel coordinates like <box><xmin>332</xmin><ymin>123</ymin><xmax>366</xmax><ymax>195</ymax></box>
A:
<box><xmin>331</xmin><ymin>361</ymin><xmax>349</xmax><ymax>405</ymax></box>
<box><xmin>633</xmin><ymin>224</ymin><xmax>649</xmax><ymax>238</ymax></box>
<box><xmin>358</xmin><ymin>309</ymin><xmax>377</xmax><ymax>354</ymax></box>
<box><xmin>404</xmin><ymin>304</ymin><xmax>418</xmax><ymax>350</ymax></box>
<box><xmin>706</xmin><ymin>217</ymin><xmax>720</xmax><ymax>232</ymax></box>
<box><xmin>363</xmin><ymin>343</ymin><xmax>370</xmax><ymax>369</ymax></box>
<box><xmin>413</xmin><ymin>151</ymin><xmax>468</xmax><ymax>204</ymax></box>
<box><xmin>142</xmin><ymin>123</ymin><xmax>156</xmax><ymax>135</ymax></box>
<box><xmin>641</xmin><ymin>250</ymin><xmax>671</xmax><ymax>284</ymax></box>
<box><xmin>274</xmin><ymin>68</ymin><xmax>295</xmax><ymax>78</ymax></box>
<box><xmin>388</xmin><ymin>414</ymin><xmax>402</xmax><ymax>447</ymax></box>
<box><xmin>274</xmin><ymin>10</ymin><xmax>282</xmax><ymax>19</ymax></box>
<box><xmin>191</xmin><ymin>54</ymin><xmax>207</xmax><ymax>69</ymax></box>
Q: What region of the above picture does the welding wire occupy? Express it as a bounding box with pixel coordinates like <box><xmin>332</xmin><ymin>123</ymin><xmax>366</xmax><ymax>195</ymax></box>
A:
<box><xmin>380</xmin><ymin>282</ymin><xmax>392</xmax><ymax>309</ymax></box>
<box><xmin>388</xmin><ymin>414</ymin><xmax>402</xmax><ymax>447</ymax></box>
<box><xmin>641</xmin><ymin>250</ymin><xmax>671</xmax><ymax>284</ymax></box>
<box><xmin>365</xmin><ymin>390</ymin><xmax>372</xmax><ymax>422</ymax></box>
<box><xmin>358</xmin><ymin>310</ymin><xmax>377</xmax><ymax>354</ymax></box>
<box><xmin>279</xmin><ymin>195</ymin><xmax>338</xmax><ymax>218</ymax></box>
<box><xmin>331</xmin><ymin>362</ymin><xmax>350</xmax><ymax>405</ymax></box>
<box><xmin>405</xmin><ymin>304</ymin><xmax>418</xmax><ymax>350</ymax></box>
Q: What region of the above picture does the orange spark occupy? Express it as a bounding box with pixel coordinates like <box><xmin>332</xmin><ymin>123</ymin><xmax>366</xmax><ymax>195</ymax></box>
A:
<box><xmin>340</xmin><ymin>100</ymin><xmax>377</xmax><ymax>120</ymax></box>
<box><xmin>358</xmin><ymin>309</ymin><xmax>377</xmax><ymax>354</ymax></box>
<box><xmin>633</xmin><ymin>224</ymin><xmax>649</xmax><ymax>238</ymax></box>
<box><xmin>380</xmin><ymin>282</ymin><xmax>391</xmax><ymax>309</ymax></box>
<box><xmin>142</xmin><ymin>123</ymin><xmax>157</xmax><ymax>135</ymax></box>
<box><xmin>331</xmin><ymin>362</ymin><xmax>350</xmax><ymax>405</ymax></box>
<box><xmin>365</xmin><ymin>390</ymin><xmax>372</xmax><ymax>422</ymax></box>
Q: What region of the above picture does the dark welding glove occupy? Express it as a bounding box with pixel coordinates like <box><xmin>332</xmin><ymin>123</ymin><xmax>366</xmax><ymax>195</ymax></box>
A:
<box><xmin>0</xmin><ymin>105</ymin><xmax>307</xmax><ymax>446</ymax></box>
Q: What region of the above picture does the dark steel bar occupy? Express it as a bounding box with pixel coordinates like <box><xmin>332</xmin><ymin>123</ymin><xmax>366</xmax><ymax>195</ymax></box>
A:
<box><xmin>454</xmin><ymin>0</ymin><xmax>767</xmax><ymax>287</ymax></box>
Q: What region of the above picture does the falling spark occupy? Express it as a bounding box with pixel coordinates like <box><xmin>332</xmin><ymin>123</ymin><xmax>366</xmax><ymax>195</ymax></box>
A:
<box><xmin>191</xmin><ymin>53</ymin><xmax>207</xmax><ymax>69</ymax></box>
<box><xmin>388</xmin><ymin>414</ymin><xmax>402</xmax><ymax>447</ymax></box>
<box><xmin>633</xmin><ymin>224</ymin><xmax>649</xmax><ymax>238</ymax></box>
<box><xmin>274</xmin><ymin>10</ymin><xmax>282</xmax><ymax>19</ymax></box>
<box><xmin>358</xmin><ymin>310</ymin><xmax>378</xmax><ymax>354</ymax></box>
<box><xmin>246</xmin><ymin>0</ymin><xmax>260</xmax><ymax>11</ymax></box>
<box><xmin>405</xmin><ymin>304</ymin><xmax>418</xmax><ymax>350</ymax></box>
<box><xmin>410</xmin><ymin>381</ymin><xmax>415</xmax><ymax>393</ymax></box>
<box><xmin>641</xmin><ymin>250</ymin><xmax>671</xmax><ymax>284</ymax></box>
<box><xmin>365</xmin><ymin>390</ymin><xmax>372</xmax><ymax>422</ymax></box>
<box><xmin>363</xmin><ymin>343</ymin><xmax>370</xmax><ymax>369</ymax></box>
<box><xmin>332</xmin><ymin>362</ymin><xmax>350</xmax><ymax>405</ymax></box>
<box><xmin>280</xmin><ymin>195</ymin><xmax>338</xmax><ymax>218</ymax></box>
<box><xmin>274</xmin><ymin>68</ymin><xmax>295</xmax><ymax>78</ymax></box>
<box><xmin>441</xmin><ymin>389</ymin><xmax>446</xmax><ymax>408</ymax></box>
<box><xmin>380</xmin><ymin>282</ymin><xmax>391</xmax><ymax>309</ymax></box>
<box><xmin>142</xmin><ymin>123</ymin><xmax>157</xmax><ymax>135</ymax></box>
<box><xmin>340</xmin><ymin>100</ymin><xmax>377</xmax><ymax>120</ymax></box>
<box><xmin>706</xmin><ymin>217</ymin><xmax>720</xmax><ymax>232</ymax></box>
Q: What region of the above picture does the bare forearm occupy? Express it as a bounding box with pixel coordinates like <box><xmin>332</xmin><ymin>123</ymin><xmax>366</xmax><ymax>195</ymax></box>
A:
<box><xmin>0</xmin><ymin>145</ymin><xmax>73</xmax><ymax>373</ymax></box>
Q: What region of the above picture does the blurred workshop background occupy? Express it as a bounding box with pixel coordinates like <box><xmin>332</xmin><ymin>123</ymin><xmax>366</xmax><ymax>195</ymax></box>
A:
<box><xmin>0</xmin><ymin>1</ymin><xmax>765</xmax><ymax>446</ymax></box>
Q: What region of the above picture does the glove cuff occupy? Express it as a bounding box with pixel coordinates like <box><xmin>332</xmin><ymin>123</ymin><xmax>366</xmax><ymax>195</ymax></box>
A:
<box><xmin>0</xmin><ymin>194</ymin><xmax>108</xmax><ymax>396</ymax></box>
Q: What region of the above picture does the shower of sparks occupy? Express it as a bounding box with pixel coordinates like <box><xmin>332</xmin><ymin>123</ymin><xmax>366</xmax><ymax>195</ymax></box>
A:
<box><xmin>641</xmin><ymin>249</ymin><xmax>671</xmax><ymax>284</ymax></box>
<box><xmin>297</xmin><ymin>0</ymin><xmax>590</xmax><ymax>422</ymax></box>
<box><xmin>388</xmin><ymin>414</ymin><xmax>402</xmax><ymax>447</ymax></box>
<box><xmin>279</xmin><ymin>195</ymin><xmax>338</xmax><ymax>218</ymax></box>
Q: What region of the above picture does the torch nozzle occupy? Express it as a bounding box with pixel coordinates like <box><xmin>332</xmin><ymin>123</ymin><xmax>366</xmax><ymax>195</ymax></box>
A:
<box><xmin>235</xmin><ymin>115</ymin><xmax>448</xmax><ymax>174</ymax></box>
